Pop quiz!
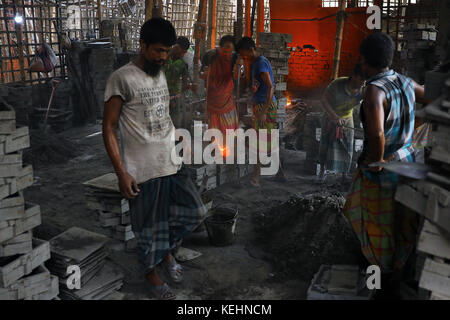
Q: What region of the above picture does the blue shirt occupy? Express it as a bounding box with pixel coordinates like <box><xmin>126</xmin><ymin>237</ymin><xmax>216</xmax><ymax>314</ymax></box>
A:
<box><xmin>251</xmin><ymin>56</ymin><xmax>276</xmax><ymax>104</ymax></box>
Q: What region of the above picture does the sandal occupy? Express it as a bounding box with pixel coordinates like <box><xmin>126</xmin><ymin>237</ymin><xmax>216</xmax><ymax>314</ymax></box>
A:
<box><xmin>148</xmin><ymin>282</ymin><xmax>176</xmax><ymax>300</ymax></box>
<box><xmin>162</xmin><ymin>260</ymin><xmax>184</xmax><ymax>283</ymax></box>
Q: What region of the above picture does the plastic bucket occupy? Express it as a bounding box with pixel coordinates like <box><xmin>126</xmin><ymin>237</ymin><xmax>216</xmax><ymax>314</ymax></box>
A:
<box><xmin>204</xmin><ymin>207</ymin><xmax>238</xmax><ymax>246</ymax></box>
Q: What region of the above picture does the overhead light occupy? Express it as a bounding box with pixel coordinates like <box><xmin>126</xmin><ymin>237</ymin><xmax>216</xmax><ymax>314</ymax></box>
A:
<box><xmin>14</xmin><ymin>14</ymin><xmax>24</xmax><ymax>24</ymax></box>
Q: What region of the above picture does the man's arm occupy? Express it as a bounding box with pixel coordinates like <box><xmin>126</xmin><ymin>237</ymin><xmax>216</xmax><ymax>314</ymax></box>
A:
<box><xmin>256</xmin><ymin>71</ymin><xmax>274</xmax><ymax>127</ymax></box>
<box><xmin>320</xmin><ymin>94</ymin><xmax>342</xmax><ymax>125</ymax></box>
<box><xmin>102</xmin><ymin>96</ymin><xmax>140</xmax><ymax>199</ymax></box>
<box><xmin>260</xmin><ymin>71</ymin><xmax>274</xmax><ymax>106</ymax></box>
<box><xmin>412</xmin><ymin>79</ymin><xmax>431</xmax><ymax>105</ymax></box>
<box><xmin>411</xmin><ymin>79</ymin><xmax>431</xmax><ymax>128</ymax></box>
<box><xmin>363</xmin><ymin>85</ymin><xmax>386</xmax><ymax>172</ymax></box>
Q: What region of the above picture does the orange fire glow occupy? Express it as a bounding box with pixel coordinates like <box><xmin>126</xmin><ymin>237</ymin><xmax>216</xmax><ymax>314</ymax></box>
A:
<box><xmin>285</xmin><ymin>96</ymin><xmax>293</xmax><ymax>109</ymax></box>
<box><xmin>219</xmin><ymin>145</ymin><xmax>230</xmax><ymax>157</ymax></box>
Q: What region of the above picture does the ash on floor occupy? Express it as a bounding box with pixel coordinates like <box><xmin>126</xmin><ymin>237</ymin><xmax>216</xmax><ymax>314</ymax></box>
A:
<box><xmin>24</xmin><ymin>124</ymin><xmax>364</xmax><ymax>300</ymax></box>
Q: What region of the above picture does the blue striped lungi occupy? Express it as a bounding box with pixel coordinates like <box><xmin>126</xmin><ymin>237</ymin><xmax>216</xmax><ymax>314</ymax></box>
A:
<box><xmin>129</xmin><ymin>167</ymin><xmax>207</xmax><ymax>274</ymax></box>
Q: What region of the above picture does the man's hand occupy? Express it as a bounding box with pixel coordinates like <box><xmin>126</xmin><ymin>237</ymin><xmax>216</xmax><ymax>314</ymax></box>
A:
<box><xmin>365</xmin><ymin>154</ymin><xmax>395</xmax><ymax>173</ymax></box>
<box><xmin>330</xmin><ymin>114</ymin><xmax>343</xmax><ymax>126</ymax></box>
<box><xmin>117</xmin><ymin>171</ymin><xmax>140</xmax><ymax>199</ymax></box>
<box><xmin>366</xmin><ymin>160</ymin><xmax>384</xmax><ymax>173</ymax></box>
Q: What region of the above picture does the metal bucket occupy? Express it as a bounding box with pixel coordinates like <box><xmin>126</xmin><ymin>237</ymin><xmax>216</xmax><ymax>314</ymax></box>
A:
<box><xmin>204</xmin><ymin>206</ymin><xmax>238</xmax><ymax>246</ymax></box>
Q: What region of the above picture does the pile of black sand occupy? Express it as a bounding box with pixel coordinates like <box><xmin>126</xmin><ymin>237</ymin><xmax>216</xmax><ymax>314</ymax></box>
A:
<box><xmin>253</xmin><ymin>191</ymin><xmax>365</xmax><ymax>281</ymax></box>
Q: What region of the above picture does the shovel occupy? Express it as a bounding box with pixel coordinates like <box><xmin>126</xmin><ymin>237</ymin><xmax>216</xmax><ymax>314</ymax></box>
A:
<box><xmin>339</xmin><ymin>124</ymin><xmax>364</xmax><ymax>133</ymax></box>
<box><xmin>40</xmin><ymin>79</ymin><xmax>60</xmax><ymax>133</ymax></box>
<box><xmin>369</xmin><ymin>161</ymin><xmax>450</xmax><ymax>187</ymax></box>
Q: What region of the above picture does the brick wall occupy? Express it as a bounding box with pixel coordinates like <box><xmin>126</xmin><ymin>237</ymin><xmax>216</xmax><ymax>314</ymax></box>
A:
<box><xmin>287</xmin><ymin>49</ymin><xmax>359</xmax><ymax>91</ymax></box>
<box><xmin>270</xmin><ymin>0</ymin><xmax>370</xmax><ymax>93</ymax></box>
<box><xmin>287</xmin><ymin>49</ymin><xmax>331</xmax><ymax>90</ymax></box>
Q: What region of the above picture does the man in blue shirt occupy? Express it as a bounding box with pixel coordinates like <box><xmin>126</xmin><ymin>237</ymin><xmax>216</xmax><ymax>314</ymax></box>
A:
<box><xmin>236</xmin><ymin>37</ymin><xmax>282</xmax><ymax>186</ymax></box>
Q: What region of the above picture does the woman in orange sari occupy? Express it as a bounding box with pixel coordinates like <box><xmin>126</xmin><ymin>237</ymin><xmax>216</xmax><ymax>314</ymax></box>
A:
<box><xmin>200</xmin><ymin>35</ymin><xmax>239</xmax><ymax>148</ymax></box>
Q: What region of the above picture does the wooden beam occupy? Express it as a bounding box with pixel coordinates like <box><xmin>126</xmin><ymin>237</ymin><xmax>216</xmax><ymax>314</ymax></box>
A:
<box><xmin>85</xmin><ymin>0</ymin><xmax>89</xmax><ymax>36</ymax></box>
<box><xmin>250</xmin><ymin>0</ymin><xmax>256</xmax><ymax>37</ymax></box>
<box><xmin>78</xmin><ymin>0</ymin><xmax>83</xmax><ymax>38</ymax></box>
<box><xmin>210</xmin><ymin>0</ymin><xmax>216</xmax><ymax>49</ymax></box>
<box><xmin>244</xmin><ymin>0</ymin><xmax>251</xmax><ymax>37</ymax></box>
<box><xmin>207</xmin><ymin>0</ymin><xmax>213</xmax><ymax>49</ymax></box>
<box><xmin>193</xmin><ymin>0</ymin><xmax>207</xmax><ymax>87</ymax></box>
<box><xmin>145</xmin><ymin>0</ymin><xmax>153</xmax><ymax>21</ymax></box>
<box><xmin>97</xmin><ymin>0</ymin><xmax>102</xmax><ymax>35</ymax></box>
<box><xmin>13</xmin><ymin>1</ymin><xmax>25</xmax><ymax>83</ymax></box>
<box><xmin>331</xmin><ymin>0</ymin><xmax>347</xmax><ymax>80</ymax></box>
<box><xmin>235</xmin><ymin>0</ymin><xmax>243</xmax><ymax>40</ymax></box>
<box><xmin>152</xmin><ymin>0</ymin><xmax>163</xmax><ymax>18</ymax></box>
<box><xmin>256</xmin><ymin>0</ymin><xmax>264</xmax><ymax>46</ymax></box>
<box><xmin>15</xmin><ymin>24</ymin><xmax>25</xmax><ymax>83</ymax></box>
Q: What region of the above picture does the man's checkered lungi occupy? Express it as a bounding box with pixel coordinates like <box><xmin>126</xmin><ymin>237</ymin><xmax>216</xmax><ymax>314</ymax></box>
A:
<box><xmin>129</xmin><ymin>167</ymin><xmax>207</xmax><ymax>274</ymax></box>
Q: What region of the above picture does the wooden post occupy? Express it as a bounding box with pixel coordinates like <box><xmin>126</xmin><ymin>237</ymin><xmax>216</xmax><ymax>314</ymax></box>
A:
<box><xmin>210</xmin><ymin>0</ymin><xmax>216</xmax><ymax>49</ymax></box>
<box><xmin>207</xmin><ymin>0</ymin><xmax>213</xmax><ymax>49</ymax></box>
<box><xmin>331</xmin><ymin>0</ymin><xmax>347</xmax><ymax>80</ymax></box>
<box><xmin>152</xmin><ymin>0</ymin><xmax>163</xmax><ymax>18</ymax></box>
<box><xmin>13</xmin><ymin>2</ymin><xmax>26</xmax><ymax>84</ymax></box>
<box><xmin>373</xmin><ymin>0</ymin><xmax>383</xmax><ymax>35</ymax></box>
<box><xmin>85</xmin><ymin>0</ymin><xmax>90</xmax><ymax>36</ymax></box>
<box><xmin>207</xmin><ymin>0</ymin><xmax>211</xmax><ymax>48</ymax></box>
<box><xmin>236</xmin><ymin>0</ymin><xmax>243</xmax><ymax>40</ymax></box>
<box><xmin>256</xmin><ymin>0</ymin><xmax>264</xmax><ymax>46</ymax></box>
<box><xmin>78</xmin><ymin>0</ymin><xmax>83</xmax><ymax>38</ymax></box>
<box><xmin>16</xmin><ymin>24</ymin><xmax>25</xmax><ymax>83</ymax></box>
<box><xmin>193</xmin><ymin>0</ymin><xmax>207</xmax><ymax>87</ymax></box>
<box><xmin>250</xmin><ymin>0</ymin><xmax>257</xmax><ymax>37</ymax></box>
<box><xmin>97</xmin><ymin>0</ymin><xmax>103</xmax><ymax>35</ymax></box>
<box><xmin>234</xmin><ymin>0</ymin><xmax>244</xmax><ymax>41</ymax></box>
<box><xmin>145</xmin><ymin>0</ymin><xmax>153</xmax><ymax>21</ymax></box>
<box><xmin>244</xmin><ymin>0</ymin><xmax>251</xmax><ymax>37</ymax></box>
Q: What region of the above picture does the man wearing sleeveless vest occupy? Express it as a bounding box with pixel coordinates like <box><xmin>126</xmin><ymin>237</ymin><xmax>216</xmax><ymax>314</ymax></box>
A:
<box><xmin>343</xmin><ymin>33</ymin><xmax>427</xmax><ymax>299</ymax></box>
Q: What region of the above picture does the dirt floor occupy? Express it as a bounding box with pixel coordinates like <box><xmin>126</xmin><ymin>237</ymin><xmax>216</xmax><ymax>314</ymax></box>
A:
<box><xmin>24</xmin><ymin>123</ymin><xmax>364</xmax><ymax>300</ymax></box>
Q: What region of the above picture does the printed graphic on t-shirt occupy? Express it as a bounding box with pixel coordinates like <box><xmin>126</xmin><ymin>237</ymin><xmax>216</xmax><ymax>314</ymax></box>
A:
<box><xmin>137</xmin><ymin>86</ymin><xmax>172</xmax><ymax>136</ymax></box>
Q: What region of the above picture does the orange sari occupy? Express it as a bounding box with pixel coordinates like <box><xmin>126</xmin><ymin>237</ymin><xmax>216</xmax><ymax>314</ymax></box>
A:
<box><xmin>206</xmin><ymin>51</ymin><xmax>238</xmax><ymax>136</ymax></box>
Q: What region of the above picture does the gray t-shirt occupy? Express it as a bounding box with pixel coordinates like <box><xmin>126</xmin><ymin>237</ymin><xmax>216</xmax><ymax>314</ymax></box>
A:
<box><xmin>104</xmin><ymin>62</ymin><xmax>180</xmax><ymax>184</ymax></box>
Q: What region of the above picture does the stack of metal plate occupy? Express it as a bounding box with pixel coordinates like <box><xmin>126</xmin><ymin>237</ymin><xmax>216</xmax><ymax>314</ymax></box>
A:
<box><xmin>47</xmin><ymin>227</ymin><xmax>107</xmax><ymax>283</ymax></box>
<box><xmin>83</xmin><ymin>174</ymin><xmax>134</xmax><ymax>242</ymax></box>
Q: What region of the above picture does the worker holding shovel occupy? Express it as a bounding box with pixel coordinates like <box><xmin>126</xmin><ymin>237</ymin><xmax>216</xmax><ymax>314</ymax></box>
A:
<box><xmin>318</xmin><ymin>63</ymin><xmax>365</xmax><ymax>182</ymax></box>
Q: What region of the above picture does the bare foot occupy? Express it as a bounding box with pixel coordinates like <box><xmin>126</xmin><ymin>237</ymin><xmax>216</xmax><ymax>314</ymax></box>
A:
<box><xmin>250</xmin><ymin>178</ymin><xmax>260</xmax><ymax>187</ymax></box>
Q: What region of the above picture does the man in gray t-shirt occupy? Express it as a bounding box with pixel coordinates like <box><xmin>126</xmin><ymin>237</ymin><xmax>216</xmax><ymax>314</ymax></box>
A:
<box><xmin>103</xmin><ymin>18</ymin><xmax>206</xmax><ymax>300</ymax></box>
